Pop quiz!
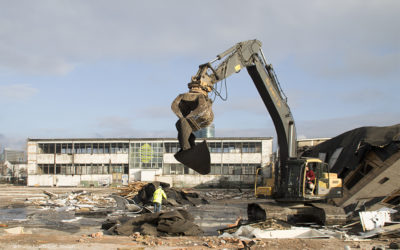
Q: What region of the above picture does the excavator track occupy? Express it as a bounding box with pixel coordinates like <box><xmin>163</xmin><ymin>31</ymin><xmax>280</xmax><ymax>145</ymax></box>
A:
<box><xmin>248</xmin><ymin>202</ymin><xmax>346</xmax><ymax>226</ymax></box>
<box><xmin>309</xmin><ymin>203</ymin><xmax>347</xmax><ymax>226</ymax></box>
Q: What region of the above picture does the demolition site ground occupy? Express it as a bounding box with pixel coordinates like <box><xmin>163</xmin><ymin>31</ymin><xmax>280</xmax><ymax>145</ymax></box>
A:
<box><xmin>0</xmin><ymin>185</ymin><xmax>397</xmax><ymax>250</ymax></box>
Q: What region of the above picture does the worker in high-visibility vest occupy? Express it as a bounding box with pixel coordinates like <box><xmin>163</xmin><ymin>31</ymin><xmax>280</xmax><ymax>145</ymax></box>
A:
<box><xmin>153</xmin><ymin>186</ymin><xmax>167</xmax><ymax>212</ymax></box>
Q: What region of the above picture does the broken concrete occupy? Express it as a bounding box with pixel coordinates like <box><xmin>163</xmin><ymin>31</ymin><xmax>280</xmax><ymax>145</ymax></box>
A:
<box><xmin>359</xmin><ymin>210</ymin><xmax>392</xmax><ymax>231</ymax></box>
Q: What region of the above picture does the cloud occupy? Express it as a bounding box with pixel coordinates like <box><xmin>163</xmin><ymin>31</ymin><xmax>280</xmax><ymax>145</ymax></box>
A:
<box><xmin>94</xmin><ymin>115</ymin><xmax>175</xmax><ymax>138</ymax></box>
<box><xmin>137</xmin><ymin>105</ymin><xmax>173</xmax><ymax>119</ymax></box>
<box><xmin>0</xmin><ymin>0</ymin><xmax>398</xmax><ymax>77</ymax></box>
<box><xmin>216</xmin><ymin>127</ymin><xmax>271</xmax><ymax>138</ymax></box>
<box><xmin>97</xmin><ymin>116</ymin><xmax>132</xmax><ymax>130</ymax></box>
<box><xmin>0</xmin><ymin>84</ymin><xmax>38</xmax><ymax>101</ymax></box>
<box><xmin>317</xmin><ymin>50</ymin><xmax>400</xmax><ymax>79</ymax></box>
<box><xmin>93</xmin><ymin>114</ymin><xmax>175</xmax><ymax>138</ymax></box>
<box><xmin>297</xmin><ymin>112</ymin><xmax>400</xmax><ymax>139</ymax></box>
<box><xmin>339</xmin><ymin>88</ymin><xmax>387</xmax><ymax>105</ymax></box>
<box><xmin>0</xmin><ymin>133</ymin><xmax>26</xmax><ymax>150</ymax></box>
<box><xmin>214</xmin><ymin>97</ymin><xmax>265</xmax><ymax>116</ymax></box>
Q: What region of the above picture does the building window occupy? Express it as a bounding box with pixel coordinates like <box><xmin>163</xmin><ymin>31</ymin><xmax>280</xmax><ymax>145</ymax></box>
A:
<box><xmin>110</xmin><ymin>143</ymin><xmax>129</xmax><ymax>154</ymax></box>
<box><xmin>74</xmin><ymin>143</ymin><xmax>84</xmax><ymax>154</ymax></box>
<box><xmin>165</xmin><ymin>143</ymin><xmax>179</xmax><ymax>153</ymax></box>
<box><xmin>37</xmin><ymin>164</ymin><xmax>52</xmax><ymax>174</ymax></box>
<box><xmin>328</xmin><ymin>147</ymin><xmax>343</xmax><ymax>168</ymax></box>
<box><xmin>163</xmin><ymin>164</ymin><xmax>186</xmax><ymax>175</ymax></box>
<box><xmin>210</xmin><ymin>164</ymin><xmax>222</xmax><ymax>175</ymax></box>
<box><xmin>93</xmin><ymin>143</ymin><xmax>99</xmax><ymax>154</ymax></box>
<box><xmin>38</xmin><ymin>144</ymin><xmax>55</xmax><ymax>154</ymax></box>
<box><xmin>242</xmin><ymin>142</ymin><xmax>261</xmax><ymax>153</ymax></box>
<box><xmin>223</xmin><ymin>142</ymin><xmax>236</xmax><ymax>153</ymax></box>
<box><xmin>104</xmin><ymin>144</ymin><xmax>110</xmax><ymax>153</ymax></box>
<box><xmin>163</xmin><ymin>163</ymin><xmax>258</xmax><ymax>175</ymax></box>
<box><xmin>208</xmin><ymin>142</ymin><xmax>222</xmax><ymax>153</ymax></box>
<box><xmin>56</xmin><ymin>144</ymin><xmax>62</xmax><ymax>154</ymax></box>
<box><xmin>130</xmin><ymin>142</ymin><xmax>163</xmax><ymax>169</ymax></box>
<box><xmin>61</xmin><ymin>144</ymin><xmax>73</xmax><ymax>154</ymax></box>
<box><xmin>85</xmin><ymin>143</ymin><xmax>92</xmax><ymax>154</ymax></box>
<box><xmin>378</xmin><ymin>177</ymin><xmax>389</xmax><ymax>184</ymax></box>
<box><xmin>37</xmin><ymin>163</ymin><xmax>128</xmax><ymax>175</ymax></box>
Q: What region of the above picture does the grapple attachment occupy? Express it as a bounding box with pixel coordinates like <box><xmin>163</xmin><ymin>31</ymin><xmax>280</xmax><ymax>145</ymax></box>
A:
<box><xmin>174</xmin><ymin>140</ymin><xmax>211</xmax><ymax>175</ymax></box>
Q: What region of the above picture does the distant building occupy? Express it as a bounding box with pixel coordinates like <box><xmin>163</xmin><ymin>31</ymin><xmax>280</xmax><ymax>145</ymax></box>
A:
<box><xmin>297</xmin><ymin>138</ymin><xmax>331</xmax><ymax>158</ymax></box>
<box><xmin>1</xmin><ymin>149</ymin><xmax>26</xmax><ymax>163</ymax></box>
<box><xmin>297</xmin><ymin>138</ymin><xmax>331</xmax><ymax>148</ymax></box>
<box><xmin>0</xmin><ymin>149</ymin><xmax>27</xmax><ymax>184</ymax></box>
<box><xmin>193</xmin><ymin>124</ymin><xmax>215</xmax><ymax>138</ymax></box>
<box><xmin>26</xmin><ymin>137</ymin><xmax>273</xmax><ymax>188</ymax></box>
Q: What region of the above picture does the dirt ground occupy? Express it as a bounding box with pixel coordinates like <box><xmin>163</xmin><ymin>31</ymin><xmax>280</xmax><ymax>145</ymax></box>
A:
<box><xmin>0</xmin><ymin>185</ymin><xmax>397</xmax><ymax>250</ymax></box>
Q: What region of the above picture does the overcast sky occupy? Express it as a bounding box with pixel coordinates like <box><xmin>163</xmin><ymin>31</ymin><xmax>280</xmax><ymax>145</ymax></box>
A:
<box><xmin>0</xmin><ymin>0</ymin><xmax>399</xmax><ymax>150</ymax></box>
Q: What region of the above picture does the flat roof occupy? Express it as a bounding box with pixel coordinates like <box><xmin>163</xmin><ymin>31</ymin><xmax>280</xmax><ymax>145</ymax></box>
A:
<box><xmin>27</xmin><ymin>137</ymin><xmax>273</xmax><ymax>142</ymax></box>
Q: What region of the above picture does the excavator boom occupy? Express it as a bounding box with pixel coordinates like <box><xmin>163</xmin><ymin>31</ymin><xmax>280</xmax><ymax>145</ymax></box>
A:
<box><xmin>190</xmin><ymin>40</ymin><xmax>297</xmax><ymax>188</ymax></box>
<box><xmin>176</xmin><ymin>39</ymin><xmax>345</xmax><ymax>225</ymax></box>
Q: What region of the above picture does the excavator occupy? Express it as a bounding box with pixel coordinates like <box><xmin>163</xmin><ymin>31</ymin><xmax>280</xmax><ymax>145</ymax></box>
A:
<box><xmin>174</xmin><ymin>39</ymin><xmax>346</xmax><ymax>225</ymax></box>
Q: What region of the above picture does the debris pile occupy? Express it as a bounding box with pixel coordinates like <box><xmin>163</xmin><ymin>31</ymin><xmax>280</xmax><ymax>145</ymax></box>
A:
<box><xmin>128</xmin><ymin>182</ymin><xmax>208</xmax><ymax>207</ymax></box>
<box><xmin>219</xmin><ymin>218</ymin><xmax>291</xmax><ymax>235</ymax></box>
<box><xmin>102</xmin><ymin>209</ymin><xmax>203</xmax><ymax>237</ymax></box>
<box><xmin>25</xmin><ymin>190</ymin><xmax>115</xmax><ymax>213</ymax></box>
<box><xmin>115</xmin><ymin>181</ymin><xmax>148</xmax><ymax>199</ymax></box>
<box><xmin>203</xmin><ymin>189</ymin><xmax>254</xmax><ymax>200</ymax></box>
<box><xmin>354</xmin><ymin>208</ymin><xmax>400</xmax><ymax>239</ymax></box>
<box><xmin>218</xmin><ymin>206</ymin><xmax>400</xmax><ymax>240</ymax></box>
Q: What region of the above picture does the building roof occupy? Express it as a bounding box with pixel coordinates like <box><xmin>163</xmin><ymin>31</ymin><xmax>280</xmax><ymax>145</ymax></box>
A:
<box><xmin>8</xmin><ymin>161</ymin><xmax>27</xmax><ymax>165</ymax></box>
<box><xmin>303</xmin><ymin>124</ymin><xmax>400</xmax><ymax>178</ymax></box>
<box><xmin>27</xmin><ymin>137</ymin><xmax>273</xmax><ymax>142</ymax></box>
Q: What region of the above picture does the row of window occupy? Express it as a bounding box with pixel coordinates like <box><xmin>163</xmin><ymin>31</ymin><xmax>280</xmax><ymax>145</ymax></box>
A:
<box><xmin>35</xmin><ymin>163</ymin><xmax>259</xmax><ymax>176</ymax></box>
<box><xmin>38</xmin><ymin>143</ymin><xmax>130</xmax><ymax>154</ymax></box>
<box><xmin>38</xmin><ymin>141</ymin><xmax>263</xmax><ymax>156</ymax></box>
<box><xmin>36</xmin><ymin>164</ymin><xmax>129</xmax><ymax>175</ymax></box>
<box><xmin>163</xmin><ymin>163</ymin><xmax>259</xmax><ymax>175</ymax></box>
<box><xmin>39</xmin><ymin>141</ymin><xmax>263</xmax><ymax>155</ymax></box>
<box><xmin>164</xmin><ymin>141</ymin><xmax>262</xmax><ymax>154</ymax></box>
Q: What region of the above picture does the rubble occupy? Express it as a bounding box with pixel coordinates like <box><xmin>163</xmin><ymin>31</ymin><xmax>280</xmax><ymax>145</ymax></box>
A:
<box><xmin>102</xmin><ymin>209</ymin><xmax>203</xmax><ymax>237</ymax></box>
<box><xmin>359</xmin><ymin>210</ymin><xmax>392</xmax><ymax>231</ymax></box>
<box><xmin>114</xmin><ymin>181</ymin><xmax>148</xmax><ymax>199</ymax></box>
<box><xmin>360</xmin><ymin>223</ymin><xmax>400</xmax><ymax>239</ymax></box>
<box><xmin>25</xmin><ymin>190</ymin><xmax>116</xmax><ymax>212</ymax></box>
<box><xmin>90</xmin><ymin>231</ymin><xmax>103</xmax><ymax>238</ymax></box>
<box><xmin>4</xmin><ymin>226</ymin><xmax>31</xmax><ymax>235</ymax></box>
<box><xmin>219</xmin><ymin>218</ymin><xmax>291</xmax><ymax>235</ymax></box>
<box><xmin>203</xmin><ymin>189</ymin><xmax>254</xmax><ymax>200</ymax></box>
<box><xmin>129</xmin><ymin>182</ymin><xmax>208</xmax><ymax>207</ymax></box>
<box><xmin>302</xmin><ymin>124</ymin><xmax>400</xmax><ymax>211</ymax></box>
<box><xmin>0</xmin><ymin>186</ymin><xmax>398</xmax><ymax>248</ymax></box>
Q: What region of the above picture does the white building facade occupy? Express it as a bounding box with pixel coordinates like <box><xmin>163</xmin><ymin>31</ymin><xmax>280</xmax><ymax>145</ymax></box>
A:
<box><xmin>27</xmin><ymin>137</ymin><xmax>273</xmax><ymax>188</ymax></box>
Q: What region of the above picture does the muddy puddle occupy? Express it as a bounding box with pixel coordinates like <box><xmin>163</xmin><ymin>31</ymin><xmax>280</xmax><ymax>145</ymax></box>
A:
<box><xmin>0</xmin><ymin>206</ymin><xmax>31</xmax><ymax>222</ymax></box>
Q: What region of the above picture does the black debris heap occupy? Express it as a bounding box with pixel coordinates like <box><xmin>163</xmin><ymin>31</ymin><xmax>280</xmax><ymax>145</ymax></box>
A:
<box><xmin>132</xmin><ymin>182</ymin><xmax>208</xmax><ymax>207</ymax></box>
<box><xmin>102</xmin><ymin>209</ymin><xmax>203</xmax><ymax>237</ymax></box>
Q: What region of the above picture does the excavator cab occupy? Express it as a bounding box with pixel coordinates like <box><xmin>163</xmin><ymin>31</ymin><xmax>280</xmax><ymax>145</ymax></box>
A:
<box><xmin>281</xmin><ymin>158</ymin><xmax>342</xmax><ymax>201</ymax></box>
